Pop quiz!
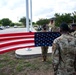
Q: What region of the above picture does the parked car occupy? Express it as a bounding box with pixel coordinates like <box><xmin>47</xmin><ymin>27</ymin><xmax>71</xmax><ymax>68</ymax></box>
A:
<box><xmin>0</xmin><ymin>27</ymin><xmax>3</xmax><ymax>30</ymax></box>
<box><xmin>14</xmin><ymin>25</ymin><xmax>18</xmax><ymax>28</ymax></box>
<box><xmin>6</xmin><ymin>26</ymin><xmax>10</xmax><ymax>28</ymax></box>
<box><xmin>0</xmin><ymin>26</ymin><xmax>4</xmax><ymax>30</ymax></box>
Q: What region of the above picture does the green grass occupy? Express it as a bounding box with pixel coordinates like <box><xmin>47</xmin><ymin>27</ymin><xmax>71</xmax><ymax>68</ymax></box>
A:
<box><xmin>0</xmin><ymin>51</ymin><xmax>53</xmax><ymax>75</ymax></box>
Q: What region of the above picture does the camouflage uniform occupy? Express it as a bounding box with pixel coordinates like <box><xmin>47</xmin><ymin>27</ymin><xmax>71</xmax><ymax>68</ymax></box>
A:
<box><xmin>52</xmin><ymin>34</ymin><xmax>76</xmax><ymax>75</ymax></box>
<box><xmin>41</xmin><ymin>46</ymin><xmax>48</xmax><ymax>57</ymax></box>
<box><xmin>70</xmin><ymin>30</ymin><xmax>76</xmax><ymax>74</ymax></box>
<box><xmin>41</xmin><ymin>25</ymin><xmax>49</xmax><ymax>61</ymax></box>
<box><xmin>51</xmin><ymin>26</ymin><xmax>60</xmax><ymax>32</ymax></box>
<box><xmin>70</xmin><ymin>31</ymin><xmax>76</xmax><ymax>38</ymax></box>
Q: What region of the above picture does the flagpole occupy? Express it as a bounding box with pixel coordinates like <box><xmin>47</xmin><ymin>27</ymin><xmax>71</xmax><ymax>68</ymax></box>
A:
<box><xmin>26</xmin><ymin>0</ymin><xmax>29</xmax><ymax>32</ymax></box>
<box><xmin>30</xmin><ymin>0</ymin><xmax>32</xmax><ymax>31</ymax></box>
<box><xmin>26</xmin><ymin>0</ymin><xmax>32</xmax><ymax>51</ymax></box>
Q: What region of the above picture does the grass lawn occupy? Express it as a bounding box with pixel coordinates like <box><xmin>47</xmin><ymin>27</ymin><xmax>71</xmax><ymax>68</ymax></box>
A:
<box><xmin>0</xmin><ymin>51</ymin><xmax>54</xmax><ymax>75</ymax></box>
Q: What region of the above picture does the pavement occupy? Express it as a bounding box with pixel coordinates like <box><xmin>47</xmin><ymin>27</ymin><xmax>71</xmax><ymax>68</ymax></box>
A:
<box><xmin>0</xmin><ymin>27</ymin><xmax>36</xmax><ymax>34</ymax></box>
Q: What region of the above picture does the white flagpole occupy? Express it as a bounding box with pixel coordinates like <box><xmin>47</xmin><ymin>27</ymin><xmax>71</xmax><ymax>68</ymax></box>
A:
<box><xmin>26</xmin><ymin>0</ymin><xmax>32</xmax><ymax>51</ymax></box>
<box><xmin>30</xmin><ymin>0</ymin><xmax>32</xmax><ymax>31</ymax></box>
<box><xmin>26</xmin><ymin>0</ymin><xmax>29</xmax><ymax>32</ymax></box>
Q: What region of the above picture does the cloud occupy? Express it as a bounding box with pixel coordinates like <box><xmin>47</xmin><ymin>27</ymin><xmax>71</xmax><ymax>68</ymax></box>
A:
<box><xmin>0</xmin><ymin>0</ymin><xmax>76</xmax><ymax>22</ymax></box>
<box><xmin>0</xmin><ymin>0</ymin><xmax>26</xmax><ymax>22</ymax></box>
<box><xmin>32</xmin><ymin>0</ymin><xmax>76</xmax><ymax>21</ymax></box>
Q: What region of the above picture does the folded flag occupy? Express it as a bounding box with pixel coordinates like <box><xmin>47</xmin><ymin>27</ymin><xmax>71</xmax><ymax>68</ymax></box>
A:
<box><xmin>0</xmin><ymin>32</ymin><xmax>61</xmax><ymax>54</ymax></box>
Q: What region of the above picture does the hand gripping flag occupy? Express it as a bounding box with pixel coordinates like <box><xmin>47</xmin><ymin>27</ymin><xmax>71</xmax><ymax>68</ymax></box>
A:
<box><xmin>0</xmin><ymin>32</ymin><xmax>61</xmax><ymax>54</ymax></box>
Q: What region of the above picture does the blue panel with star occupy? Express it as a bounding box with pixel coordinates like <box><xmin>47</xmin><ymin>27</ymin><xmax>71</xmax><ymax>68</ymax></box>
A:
<box><xmin>35</xmin><ymin>32</ymin><xmax>61</xmax><ymax>46</ymax></box>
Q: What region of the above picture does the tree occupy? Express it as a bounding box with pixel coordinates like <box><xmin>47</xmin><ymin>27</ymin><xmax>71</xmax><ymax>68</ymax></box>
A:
<box><xmin>19</xmin><ymin>17</ymin><xmax>26</xmax><ymax>26</ymax></box>
<box><xmin>10</xmin><ymin>23</ymin><xmax>15</xmax><ymax>26</ymax></box>
<box><xmin>72</xmin><ymin>11</ymin><xmax>76</xmax><ymax>23</ymax></box>
<box><xmin>0</xmin><ymin>20</ymin><xmax>1</xmax><ymax>24</ymax></box>
<box><xmin>32</xmin><ymin>22</ymin><xmax>36</xmax><ymax>25</ymax></box>
<box><xmin>36</xmin><ymin>19</ymin><xmax>50</xmax><ymax>26</ymax></box>
<box><xmin>55</xmin><ymin>13</ymin><xmax>72</xmax><ymax>26</ymax></box>
<box><xmin>19</xmin><ymin>17</ymin><xmax>30</xmax><ymax>27</ymax></box>
<box><xmin>1</xmin><ymin>18</ymin><xmax>12</xmax><ymax>26</ymax></box>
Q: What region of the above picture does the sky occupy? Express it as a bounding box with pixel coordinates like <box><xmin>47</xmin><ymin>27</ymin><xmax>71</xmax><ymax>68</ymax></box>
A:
<box><xmin>0</xmin><ymin>0</ymin><xmax>76</xmax><ymax>22</ymax></box>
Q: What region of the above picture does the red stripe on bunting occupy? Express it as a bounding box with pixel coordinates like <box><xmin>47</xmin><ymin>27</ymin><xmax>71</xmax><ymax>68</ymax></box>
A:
<box><xmin>0</xmin><ymin>45</ymin><xmax>35</xmax><ymax>54</ymax></box>
<box><xmin>0</xmin><ymin>32</ymin><xmax>35</xmax><ymax>54</ymax></box>
<box><xmin>0</xmin><ymin>35</ymin><xmax>34</xmax><ymax>41</ymax></box>
<box><xmin>0</xmin><ymin>32</ymin><xmax>35</xmax><ymax>37</ymax></box>
<box><xmin>0</xmin><ymin>40</ymin><xmax>34</xmax><ymax>48</ymax></box>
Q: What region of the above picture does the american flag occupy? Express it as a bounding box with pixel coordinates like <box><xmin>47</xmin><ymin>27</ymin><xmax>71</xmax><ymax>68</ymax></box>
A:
<box><xmin>0</xmin><ymin>32</ymin><xmax>61</xmax><ymax>54</ymax></box>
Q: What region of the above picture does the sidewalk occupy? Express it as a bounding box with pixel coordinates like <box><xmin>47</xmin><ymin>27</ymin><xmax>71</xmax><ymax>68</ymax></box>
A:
<box><xmin>15</xmin><ymin>47</ymin><xmax>52</xmax><ymax>59</ymax></box>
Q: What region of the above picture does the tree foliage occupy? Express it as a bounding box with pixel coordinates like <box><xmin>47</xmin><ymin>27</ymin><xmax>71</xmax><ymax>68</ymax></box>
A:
<box><xmin>36</xmin><ymin>19</ymin><xmax>50</xmax><ymax>26</ymax></box>
<box><xmin>72</xmin><ymin>11</ymin><xmax>76</xmax><ymax>23</ymax></box>
<box><xmin>0</xmin><ymin>20</ymin><xmax>1</xmax><ymax>24</ymax></box>
<box><xmin>19</xmin><ymin>17</ymin><xmax>31</xmax><ymax>27</ymax></box>
<box><xmin>10</xmin><ymin>23</ymin><xmax>15</xmax><ymax>26</ymax></box>
<box><xmin>1</xmin><ymin>18</ymin><xmax>12</xmax><ymax>26</ymax></box>
<box><xmin>54</xmin><ymin>13</ymin><xmax>72</xmax><ymax>26</ymax></box>
<box><xmin>0</xmin><ymin>11</ymin><xmax>76</xmax><ymax>28</ymax></box>
<box><xmin>32</xmin><ymin>22</ymin><xmax>36</xmax><ymax>25</ymax></box>
<box><xmin>19</xmin><ymin>17</ymin><xmax>26</xmax><ymax>26</ymax></box>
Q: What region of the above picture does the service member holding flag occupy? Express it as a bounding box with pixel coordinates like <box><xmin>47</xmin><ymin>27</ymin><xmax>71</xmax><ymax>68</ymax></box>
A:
<box><xmin>41</xmin><ymin>24</ymin><xmax>49</xmax><ymax>62</ymax></box>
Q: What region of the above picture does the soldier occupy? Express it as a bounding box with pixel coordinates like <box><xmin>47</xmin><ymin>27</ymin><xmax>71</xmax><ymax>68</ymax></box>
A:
<box><xmin>41</xmin><ymin>24</ymin><xmax>49</xmax><ymax>62</ymax></box>
<box><xmin>51</xmin><ymin>26</ymin><xmax>60</xmax><ymax>32</ymax></box>
<box><xmin>70</xmin><ymin>23</ymin><xmax>76</xmax><ymax>37</ymax></box>
<box><xmin>70</xmin><ymin>23</ymin><xmax>76</xmax><ymax>73</ymax></box>
<box><xmin>52</xmin><ymin>22</ymin><xmax>76</xmax><ymax>75</ymax></box>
